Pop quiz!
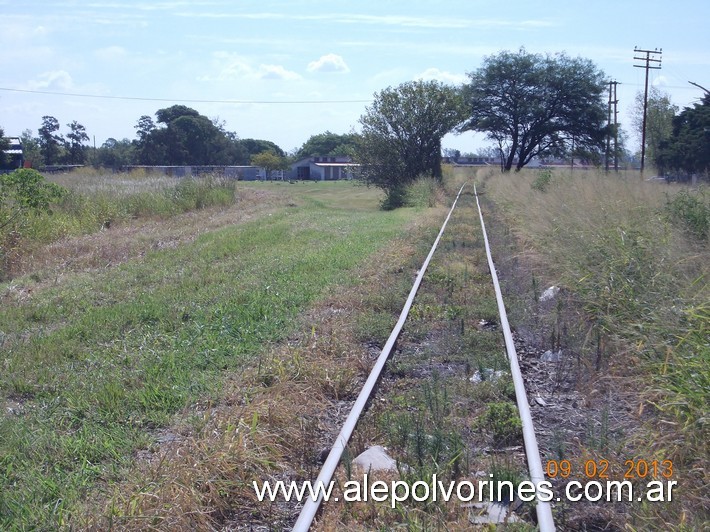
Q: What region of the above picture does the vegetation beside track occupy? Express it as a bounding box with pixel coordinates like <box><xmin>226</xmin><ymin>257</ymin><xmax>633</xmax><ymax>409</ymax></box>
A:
<box><xmin>0</xmin><ymin>178</ymin><xmax>415</xmax><ymax>530</ymax></box>
<box><xmin>481</xmin><ymin>168</ymin><xmax>708</xmax><ymax>530</ymax></box>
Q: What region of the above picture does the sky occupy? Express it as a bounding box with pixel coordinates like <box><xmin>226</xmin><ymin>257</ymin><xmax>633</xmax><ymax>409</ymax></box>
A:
<box><xmin>1</xmin><ymin>0</ymin><xmax>708</xmax><ymax>155</ymax></box>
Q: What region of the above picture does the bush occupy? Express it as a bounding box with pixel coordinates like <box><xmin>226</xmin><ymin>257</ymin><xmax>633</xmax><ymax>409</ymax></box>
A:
<box><xmin>531</xmin><ymin>169</ymin><xmax>554</xmax><ymax>192</ymax></box>
<box><xmin>665</xmin><ymin>188</ymin><xmax>709</xmax><ymax>239</ymax></box>
<box><xmin>479</xmin><ymin>401</ymin><xmax>522</xmax><ymax>445</ymax></box>
<box><xmin>1</xmin><ymin>169</ymin><xmax>67</xmax><ymax>277</ymax></box>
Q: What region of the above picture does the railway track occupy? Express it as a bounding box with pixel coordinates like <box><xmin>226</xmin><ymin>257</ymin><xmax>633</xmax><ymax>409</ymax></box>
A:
<box><xmin>291</xmin><ymin>182</ymin><xmax>555</xmax><ymax>531</ymax></box>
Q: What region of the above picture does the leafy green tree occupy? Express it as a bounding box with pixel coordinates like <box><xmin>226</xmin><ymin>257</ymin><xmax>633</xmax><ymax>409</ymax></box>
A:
<box><xmin>135</xmin><ymin>106</ymin><xmax>247</xmax><ymax>165</ymax></box>
<box><xmin>656</xmin><ymin>94</ymin><xmax>710</xmax><ymax>180</ymax></box>
<box><xmin>0</xmin><ymin>127</ymin><xmax>9</xmax><ymax>168</ymax></box>
<box><xmin>296</xmin><ymin>131</ymin><xmax>359</xmax><ymax>159</ymax></box>
<box><xmin>356</xmin><ymin>80</ymin><xmax>465</xmax><ymax>208</ymax></box>
<box><xmin>631</xmin><ymin>86</ymin><xmax>678</xmax><ymax>167</ymax></box>
<box><xmin>38</xmin><ymin>115</ymin><xmax>64</xmax><ymax>165</ymax></box>
<box><xmin>251</xmin><ymin>151</ymin><xmax>288</xmax><ymax>180</ymax></box>
<box><xmin>96</xmin><ymin>138</ymin><xmax>136</xmax><ymax>168</ymax></box>
<box><xmin>65</xmin><ymin>120</ymin><xmax>89</xmax><ymax>164</ymax></box>
<box><xmin>460</xmin><ymin>48</ymin><xmax>607</xmax><ymax>171</ymax></box>
<box><xmin>19</xmin><ymin>130</ymin><xmax>43</xmax><ymax>168</ymax></box>
<box><xmin>240</xmin><ymin>138</ymin><xmax>285</xmax><ymax>159</ymax></box>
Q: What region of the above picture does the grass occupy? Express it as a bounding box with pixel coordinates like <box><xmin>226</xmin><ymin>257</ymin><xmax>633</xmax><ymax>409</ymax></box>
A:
<box><xmin>317</xmin><ymin>175</ymin><xmax>535</xmax><ymax>529</ymax></box>
<box><xmin>481</xmin><ymin>168</ymin><xmax>708</xmax><ymax>529</ymax></box>
<box><xmin>0</xmin><ymin>177</ymin><xmax>418</xmax><ymax>530</ymax></box>
<box><xmin>0</xmin><ymin>169</ymin><xmax>240</xmax><ymax>279</ymax></box>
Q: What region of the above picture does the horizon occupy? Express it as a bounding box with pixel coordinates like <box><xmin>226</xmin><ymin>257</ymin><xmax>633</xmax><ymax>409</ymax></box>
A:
<box><xmin>1</xmin><ymin>1</ymin><xmax>708</xmax><ymax>154</ymax></box>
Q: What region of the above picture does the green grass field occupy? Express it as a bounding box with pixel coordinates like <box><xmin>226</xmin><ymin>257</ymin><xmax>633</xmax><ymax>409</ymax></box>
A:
<box><xmin>0</xmin><ymin>178</ymin><xmax>418</xmax><ymax>529</ymax></box>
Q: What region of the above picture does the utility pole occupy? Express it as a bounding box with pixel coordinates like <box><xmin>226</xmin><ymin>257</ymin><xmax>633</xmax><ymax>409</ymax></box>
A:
<box><xmin>613</xmin><ymin>82</ymin><xmax>620</xmax><ymax>171</ymax></box>
<box><xmin>605</xmin><ymin>80</ymin><xmax>620</xmax><ymax>172</ymax></box>
<box><xmin>633</xmin><ymin>47</ymin><xmax>662</xmax><ymax>175</ymax></box>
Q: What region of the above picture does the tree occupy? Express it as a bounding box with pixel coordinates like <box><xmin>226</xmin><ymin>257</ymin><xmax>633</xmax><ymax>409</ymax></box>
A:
<box><xmin>135</xmin><ymin>106</ymin><xmax>246</xmax><ymax>165</ymax></box>
<box><xmin>96</xmin><ymin>138</ymin><xmax>135</xmax><ymax>168</ymax></box>
<box><xmin>656</xmin><ymin>94</ymin><xmax>710</xmax><ymax>180</ymax></box>
<box><xmin>19</xmin><ymin>130</ymin><xmax>43</xmax><ymax>168</ymax></box>
<box><xmin>0</xmin><ymin>127</ymin><xmax>9</xmax><ymax>168</ymax></box>
<box><xmin>65</xmin><ymin>120</ymin><xmax>89</xmax><ymax>164</ymax></box>
<box><xmin>38</xmin><ymin>116</ymin><xmax>64</xmax><ymax>165</ymax></box>
<box><xmin>356</xmin><ymin>80</ymin><xmax>465</xmax><ymax>207</ymax></box>
<box><xmin>631</xmin><ymin>86</ymin><xmax>678</xmax><ymax>167</ymax></box>
<box><xmin>240</xmin><ymin>138</ymin><xmax>285</xmax><ymax>159</ymax></box>
<box><xmin>251</xmin><ymin>151</ymin><xmax>288</xmax><ymax>180</ymax></box>
<box><xmin>460</xmin><ymin>48</ymin><xmax>608</xmax><ymax>171</ymax></box>
<box><xmin>296</xmin><ymin>131</ymin><xmax>359</xmax><ymax>159</ymax></box>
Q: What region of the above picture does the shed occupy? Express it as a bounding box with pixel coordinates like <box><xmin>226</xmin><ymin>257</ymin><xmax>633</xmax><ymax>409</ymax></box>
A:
<box><xmin>289</xmin><ymin>156</ymin><xmax>357</xmax><ymax>181</ymax></box>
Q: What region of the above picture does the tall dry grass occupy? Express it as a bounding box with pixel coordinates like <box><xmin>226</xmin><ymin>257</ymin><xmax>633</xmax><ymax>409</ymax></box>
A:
<box><xmin>482</xmin><ymin>167</ymin><xmax>708</xmax><ymax>528</ymax></box>
<box><xmin>1</xmin><ymin>168</ymin><xmax>238</xmax><ymax>279</ymax></box>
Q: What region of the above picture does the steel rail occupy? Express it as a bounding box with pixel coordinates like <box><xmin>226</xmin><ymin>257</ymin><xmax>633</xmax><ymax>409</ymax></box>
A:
<box><xmin>474</xmin><ymin>184</ymin><xmax>556</xmax><ymax>531</ymax></box>
<box><xmin>292</xmin><ymin>183</ymin><xmax>467</xmax><ymax>531</ymax></box>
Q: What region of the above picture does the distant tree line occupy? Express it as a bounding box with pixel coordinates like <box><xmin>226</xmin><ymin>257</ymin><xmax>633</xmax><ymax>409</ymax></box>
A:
<box><xmin>9</xmin><ymin>105</ymin><xmax>296</xmax><ymax>170</ymax></box>
<box><xmin>3</xmin><ymin>48</ymin><xmax>708</xmax><ymax>192</ymax></box>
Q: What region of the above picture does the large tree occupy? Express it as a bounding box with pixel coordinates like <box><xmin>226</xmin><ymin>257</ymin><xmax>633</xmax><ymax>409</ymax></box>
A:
<box><xmin>38</xmin><ymin>115</ymin><xmax>64</xmax><ymax>165</ymax></box>
<box><xmin>460</xmin><ymin>48</ymin><xmax>608</xmax><ymax>171</ymax></box>
<box><xmin>296</xmin><ymin>131</ymin><xmax>359</xmax><ymax>159</ymax></box>
<box><xmin>631</xmin><ymin>86</ymin><xmax>678</xmax><ymax>167</ymax></box>
<box><xmin>656</xmin><ymin>94</ymin><xmax>710</xmax><ymax>180</ymax></box>
<box><xmin>356</xmin><ymin>80</ymin><xmax>465</xmax><ymax>207</ymax></box>
<box><xmin>134</xmin><ymin>106</ymin><xmax>245</xmax><ymax>165</ymax></box>
<box><xmin>239</xmin><ymin>138</ymin><xmax>285</xmax><ymax>159</ymax></box>
<box><xmin>65</xmin><ymin>120</ymin><xmax>89</xmax><ymax>164</ymax></box>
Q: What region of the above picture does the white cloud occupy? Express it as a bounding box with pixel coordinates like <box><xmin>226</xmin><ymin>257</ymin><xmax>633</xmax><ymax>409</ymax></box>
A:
<box><xmin>26</xmin><ymin>70</ymin><xmax>75</xmax><ymax>91</ymax></box>
<box><xmin>416</xmin><ymin>68</ymin><xmax>467</xmax><ymax>85</ymax></box>
<box><xmin>307</xmin><ymin>53</ymin><xmax>349</xmax><ymax>73</ymax></box>
<box><xmin>652</xmin><ymin>75</ymin><xmax>670</xmax><ymax>87</ymax></box>
<box><xmin>199</xmin><ymin>52</ymin><xmax>301</xmax><ymax>82</ymax></box>
<box><xmin>258</xmin><ymin>64</ymin><xmax>302</xmax><ymax>80</ymax></box>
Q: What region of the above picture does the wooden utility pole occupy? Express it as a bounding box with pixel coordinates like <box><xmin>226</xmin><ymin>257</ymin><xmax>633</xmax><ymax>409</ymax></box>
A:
<box><xmin>633</xmin><ymin>47</ymin><xmax>662</xmax><ymax>175</ymax></box>
<box><xmin>606</xmin><ymin>80</ymin><xmax>620</xmax><ymax>172</ymax></box>
<box><xmin>613</xmin><ymin>81</ymin><xmax>620</xmax><ymax>171</ymax></box>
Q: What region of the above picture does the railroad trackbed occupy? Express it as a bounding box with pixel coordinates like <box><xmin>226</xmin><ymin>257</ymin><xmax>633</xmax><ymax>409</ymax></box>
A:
<box><xmin>288</xmin><ymin>184</ymin><xmax>553</xmax><ymax>530</ymax></box>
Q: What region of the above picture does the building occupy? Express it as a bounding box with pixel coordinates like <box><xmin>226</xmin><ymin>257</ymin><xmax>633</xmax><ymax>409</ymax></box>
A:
<box><xmin>119</xmin><ymin>165</ymin><xmax>265</xmax><ymax>180</ymax></box>
<box><xmin>289</xmin><ymin>156</ymin><xmax>357</xmax><ymax>181</ymax></box>
<box><xmin>1</xmin><ymin>137</ymin><xmax>24</xmax><ymax>170</ymax></box>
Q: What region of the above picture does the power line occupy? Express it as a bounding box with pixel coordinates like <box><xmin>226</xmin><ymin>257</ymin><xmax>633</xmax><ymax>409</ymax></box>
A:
<box><xmin>0</xmin><ymin>86</ymin><xmax>372</xmax><ymax>105</ymax></box>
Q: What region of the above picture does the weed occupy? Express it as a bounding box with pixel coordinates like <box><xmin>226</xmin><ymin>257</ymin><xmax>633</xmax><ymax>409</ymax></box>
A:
<box><xmin>530</xmin><ymin>169</ymin><xmax>554</xmax><ymax>192</ymax></box>
<box><xmin>664</xmin><ymin>187</ymin><xmax>709</xmax><ymax>239</ymax></box>
<box><xmin>478</xmin><ymin>402</ymin><xmax>523</xmax><ymax>446</ymax></box>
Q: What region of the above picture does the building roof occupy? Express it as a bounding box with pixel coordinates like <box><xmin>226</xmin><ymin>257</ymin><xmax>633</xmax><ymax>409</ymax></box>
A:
<box><xmin>3</xmin><ymin>137</ymin><xmax>22</xmax><ymax>155</ymax></box>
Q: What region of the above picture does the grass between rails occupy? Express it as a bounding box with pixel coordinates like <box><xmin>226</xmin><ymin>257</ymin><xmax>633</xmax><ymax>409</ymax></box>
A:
<box><xmin>0</xmin><ymin>180</ymin><xmax>416</xmax><ymax>530</ymax></box>
<box><xmin>481</xmin><ymin>168</ymin><xmax>708</xmax><ymax>529</ymax></box>
<box><xmin>314</xmin><ymin>182</ymin><xmax>536</xmax><ymax>529</ymax></box>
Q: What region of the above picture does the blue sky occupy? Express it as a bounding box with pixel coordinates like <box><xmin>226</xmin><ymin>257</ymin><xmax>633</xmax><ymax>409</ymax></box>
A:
<box><xmin>1</xmin><ymin>1</ymin><xmax>708</xmax><ymax>155</ymax></box>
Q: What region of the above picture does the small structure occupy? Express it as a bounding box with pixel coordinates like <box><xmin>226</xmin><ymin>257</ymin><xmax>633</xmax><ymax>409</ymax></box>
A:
<box><xmin>1</xmin><ymin>137</ymin><xmax>24</xmax><ymax>170</ymax></box>
<box><xmin>289</xmin><ymin>156</ymin><xmax>357</xmax><ymax>181</ymax></box>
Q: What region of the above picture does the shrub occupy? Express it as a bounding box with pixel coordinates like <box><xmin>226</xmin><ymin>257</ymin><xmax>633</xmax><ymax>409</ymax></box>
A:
<box><xmin>531</xmin><ymin>169</ymin><xmax>554</xmax><ymax>192</ymax></box>
<box><xmin>1</xmin><ymin>169</ymin><xmax>67</xmax><ymax>277</ymax></box>
<box><xmin>665</xmin><ymin>188</ymin><xmax>709</xmax><ymax>239</ymax></box>
<box><xmin>479</xmin><ymin>401</ymin><xmax>522</xmax><ymax>445</ymax></box>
